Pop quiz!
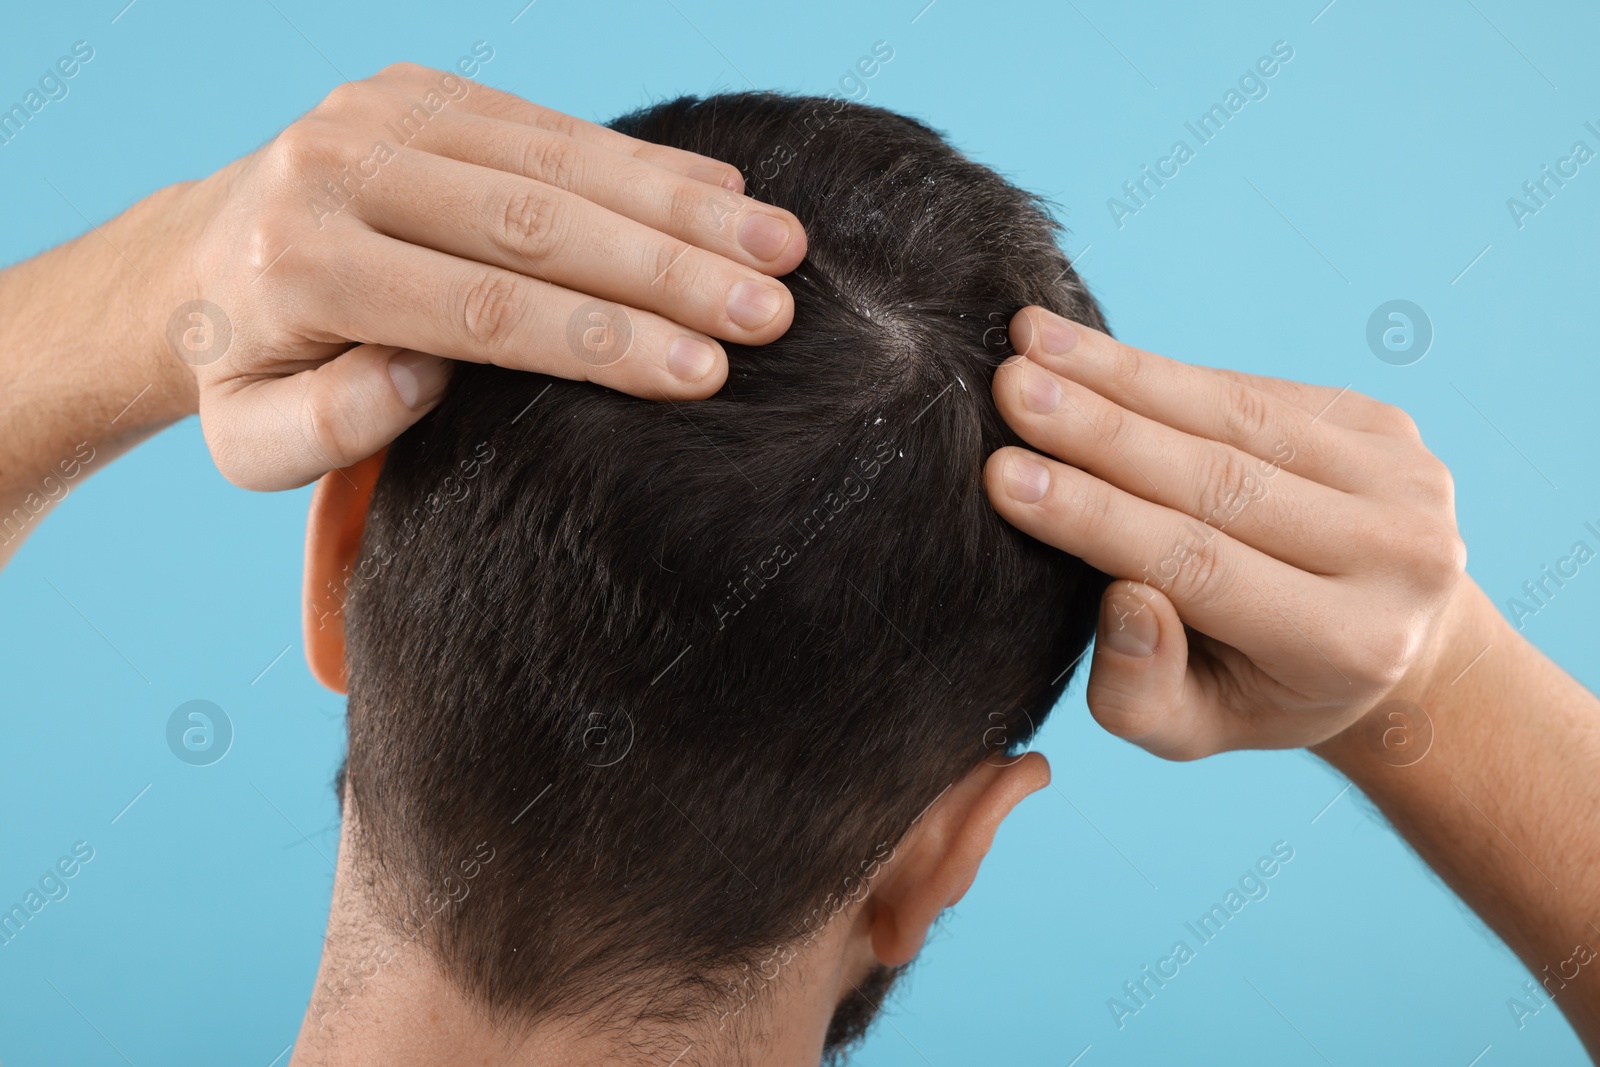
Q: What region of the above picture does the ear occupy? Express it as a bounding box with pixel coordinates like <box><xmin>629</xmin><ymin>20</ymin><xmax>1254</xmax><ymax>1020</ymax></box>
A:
<box><xmin>865</xmin><ymin>751</ymin><xmax>1051</xmax><ymax>967</ymax></box>
<box><xmin>302</xmin><ymin>448</ymin><xmax>388</xmax><ymax>694</ymax></box>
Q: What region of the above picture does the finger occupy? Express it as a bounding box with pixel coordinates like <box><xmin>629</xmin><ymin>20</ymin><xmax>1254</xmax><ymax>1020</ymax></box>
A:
<box><xmin>1009</xmin><ymin>308</ymin><xmax>1387</xmax><ymax>484</ymax></box>
<box><xmin>203</xmin><ymin>344</ymin><xmax>451</xmax><ymax>491</ymax></box>
<box><xmin>992</xmin><ymin>354</ymin><xmax>1368</xmax><ymax>573</ymax></box>
<box><xmin>303</xmin><ymin>231</ymin><xmax>729</xmax><ymax>399</ymax></box>
<box><xmin>1086</xmin><ymin>582</ymin><xmax>1332</xmax><ymax>758</ymax></box>
<box><xmin>393</xmin><ymin>64</ymin><xmax>747</xmax><ymax>192</ymax></box>
<box><xmin>1084</xmin><ymin>581</ymin><xmax>1218</xmax><ymax>760</ymax></box>
<box><xmin>983</xmin><ymin>445</ymin><xmax>1352</xmax><ymax>691</ymax></box>
<box><xmin>427</xmin><ymin>112</ymin><xmax>805</xmax><ymax>274</ymax></box>
<box><xmin>351</xmin><ymin>148</ymin><xmax>794</xmax><ymax>345</ymax></box>
<box><xmin>1200</xmin><ymin>366</ymin><xmax>1358</xmax><ymax>423</ymax></box>
<box><xmin>1199</xmin><ymin>366</ymin><xmax>1424</xmax><ymax>442</ymax></box>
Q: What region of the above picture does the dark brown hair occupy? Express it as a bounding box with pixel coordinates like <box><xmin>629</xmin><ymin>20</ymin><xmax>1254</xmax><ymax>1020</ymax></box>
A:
<box><xmin>341</xmin><ymin>91</ymin><xmax>1109</xmax><ymax>1052</ymax></box>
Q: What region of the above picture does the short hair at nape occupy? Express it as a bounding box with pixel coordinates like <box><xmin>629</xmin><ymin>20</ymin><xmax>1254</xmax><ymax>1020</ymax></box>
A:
<box><xmin>342</xmin><ymin>92</ymin><xmax>1110</xmax><ymax>1038</ymax></box>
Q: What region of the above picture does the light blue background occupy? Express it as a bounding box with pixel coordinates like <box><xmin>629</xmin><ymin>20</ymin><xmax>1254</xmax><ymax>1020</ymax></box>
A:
<box><xmin>2</xmin><ymin>0</ymin><xmax>1596</xmax><ymax>1063</ymax></box>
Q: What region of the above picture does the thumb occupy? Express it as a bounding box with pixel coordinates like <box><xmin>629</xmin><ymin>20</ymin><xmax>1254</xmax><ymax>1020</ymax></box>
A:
<box><xmin>204</xmin><ymin>344</ymin><xmax>452</xmax><ymax>491</ymax></box>
<box><xmin>1084</xmin><ymin>580</ymin><xmax>1214</xmax><ymax>761</ymax></box>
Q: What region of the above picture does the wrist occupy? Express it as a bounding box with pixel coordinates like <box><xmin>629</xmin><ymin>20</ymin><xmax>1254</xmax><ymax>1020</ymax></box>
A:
<box><xmin>109</xmin><ymin>179</ymin><xmax>207</xmax><ymax>428</ymax></box>
<box><xmin>1311</xmin><ymin>578</ymin><xmax>1503</xmax><ymax>777</ymax></box>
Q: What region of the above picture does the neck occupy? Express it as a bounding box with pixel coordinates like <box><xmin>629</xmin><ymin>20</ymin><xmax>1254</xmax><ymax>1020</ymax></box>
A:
<box><xmin>289</xmin><ymin>815</ymin><xmax>862</xmax><ymax>1067</ymax></box>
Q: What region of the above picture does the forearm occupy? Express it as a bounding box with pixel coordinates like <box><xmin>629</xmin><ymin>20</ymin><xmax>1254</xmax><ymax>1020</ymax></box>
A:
<box><xmin>0</xmin><ymin>181</ymin><xmax>199</xmax><ymax>563</ymax></box>
<box><xmin>1315</xmin><ymin>578</ymin><xmax>1600</xmax><ymax>1051</ymax></box>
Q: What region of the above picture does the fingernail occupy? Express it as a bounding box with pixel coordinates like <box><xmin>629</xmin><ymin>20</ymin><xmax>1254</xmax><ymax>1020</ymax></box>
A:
<box><xmin>726</xmin><ymin>280</ymin><xmax>785</xmax><ymax>330</ymax></box>
<box><xmin>389</xmin><ymin>350</ymin><xmax>450</xmax><ymax>409</ymax></box>
<box><xmin>1003</xmin><ymin>454</ymin><xmax>1050</xmax><ymax>503</ymax></box>
<box><xmin>1021</xmin><ymin>363</ymin><xmax>1060</xmax><ymax>413</ymax></box>
<box><xmin>737</xmin><ymin>213</ymin><xmax>792</xmax><ymax>261</ymax></box>
<box><xmin>1038</xmin><ymin>314</ymin><xmax>1078</xmax><ymax>357</ymax></box>
<box><xmin>1102</xmin><ymin>590</ymin><xmax>1157</xmax><ymax>657</ymax></box>
<box><xmin>688</xmin><ymin>165</ymin><xmax>737</xmax><ymax>190</ymax></box>
<box><xmin>668</xmin><ymin>336</ymin><xmax>719</xmax><ymax>382</ymax></box>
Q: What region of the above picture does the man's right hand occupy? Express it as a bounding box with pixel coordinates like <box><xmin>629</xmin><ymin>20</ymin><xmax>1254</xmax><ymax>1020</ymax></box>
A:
<box><xmin>164</xmin><ymin>63</ymin><xmax>806</xmax><ymax>490</ymax></box>
<box><xmin>985</xmin><ymin>305</ymin><xmax>1600</xmax><ymax>1052</ymax></box>
<box><xmin>984</xmin><ymin>306</ymin><xmax>1470</xmax><ymax>760</ymax></box>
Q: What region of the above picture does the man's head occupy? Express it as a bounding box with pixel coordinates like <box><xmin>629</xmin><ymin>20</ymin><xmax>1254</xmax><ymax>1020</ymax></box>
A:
<box><xmin>302</xmin><ymin>91</ymin><xmax>1108</xmax><ymax>1061</ymax></box>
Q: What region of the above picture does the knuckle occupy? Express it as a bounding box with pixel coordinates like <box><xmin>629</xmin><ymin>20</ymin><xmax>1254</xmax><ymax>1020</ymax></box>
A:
<box><xmin>312</xmin><ymin>79</ymin><xmax>370</xmax><ymax>119</ymax></box>
<box><xmin>457</xmin><ymin>270</ymin><xmax>524</xmax><ymax>349</ymax></box>
<box><xmin>1106</xmin><ymin>341</ymin><xmax>1149</xmax><ymax>396</ymax></box>
<box><xmin>499</xmin><ymin>187</ymin><xmax>560</xmax><ymax>259</ymax></box>
<box><xmin>1355</xmin><ymin>638</ymin><xmax>1410</xmax><ymax>692</ymax></box>
<box><xmin>243</xmin><ymin>215</ymin><xmax>296</xmax><ymax>277</ymax></box>
<box><xmin>1435</xmin><ymin>458</ymin><xmax>1457</xmax><ymax>504</ymax></box>
<box><xmin>1445</xmin><ymin>529</ymin><xmax>1469</xmax><ymax>577</ymax></box>
<box><xmin>1346</xmin><ymin>386</ymin><xmax>1383</xmax><ymax>413</ymax></box>
<box><xmin>519</xmin><ymin>133</ymin><xmax>579</xmax><ymax>189</ymax></box>
<box><xmin>1373</xmin><ymin>402</ymin><xmax>1420</xmax><ymax>439</ymax></box>
<box><xmin>648</xmin><ymin>239</ymin><xmax>698</xmax><ymax>293</ymax></box>
<box><xmin>265</xmin><ymin>121</ymin><xmax>331</xmax><ymax>176</ymax></box>
<box><xmin>378</xmin><ymin>60</ymin><xmax>427</xmax><ymax>80</ymax></box>
<box><xmin>535</xmin><ymin>107</ymin><xmax>582</xmax><ymax>140</ymax></box>
<box><xmin>1219</xmin><ymin>383</ymin><xmax>1274</xmax><ymax>446</ymax></box>
<box><xmin>1169</xmin><ymin>529</ymin><xmax>1226</xmax><ymax>603</ymax></box>
<box><xmin>664</xmin><ymin>180</ymin><xmax>711</xmax><ymax>236</ymax></box>
<box><xmin>1193</xmin><ymin>448</ymin><xmax>1258</xmax><ymax>530</ymax></box>
<box><xmin>300</xmin><ymin>385</ymin><xmax>364</xmax><ymax>466</ymax></box>
<box><xmin>611</xmin><ymin>158</ymin><xmax>659</xmax><ymax>210</ymax></box>
<box><xmin>1089</xmin><ymin>391</ymin><xmax>1129</xmax><ymax>446</ymax></box>
<box><xmin>1414</xmin><ymin>524</ymin><xmax>1469</xmax><ymax>585</ymax></box>
<box><xmin>1414</xmin><ymin>453</ymin><xmax>1456</xmax><ymax>505</ymax></box>
<box><xmin>1330</xmin><ymin>384</ymin><xmax>1378</xmax><ymax>412</ymax></box>
<box><xmin>1326</xmin><ymin>613</ymin><xmax>1412</xmax><ymax>692</ymax></box>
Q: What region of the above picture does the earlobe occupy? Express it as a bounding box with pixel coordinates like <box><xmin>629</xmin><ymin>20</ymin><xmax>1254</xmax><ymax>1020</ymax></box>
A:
<box><xmin>302</xmin><ymin>448</ymin><xmax>388</xmax><ymax>694</ymax></box>
<box><xmin>867</xmin><ymin>752</ymin><xmax>1051</xmax><ymax>967</ymax></box>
